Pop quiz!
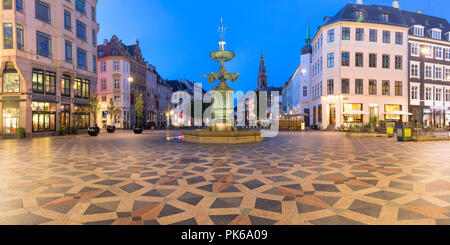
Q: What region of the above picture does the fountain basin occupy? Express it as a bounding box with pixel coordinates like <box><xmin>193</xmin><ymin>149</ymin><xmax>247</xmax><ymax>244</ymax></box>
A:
<box><xmin>182</xmin><ymin>129</ymin><xmax>263</xmax><ymax>144</ymax></box>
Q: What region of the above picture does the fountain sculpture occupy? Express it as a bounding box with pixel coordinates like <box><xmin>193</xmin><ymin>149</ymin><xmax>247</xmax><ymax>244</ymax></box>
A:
<box><xmin>182</xmin><ymin>19</ymin><xmax>262</xmax><ymax>143</ymax></box>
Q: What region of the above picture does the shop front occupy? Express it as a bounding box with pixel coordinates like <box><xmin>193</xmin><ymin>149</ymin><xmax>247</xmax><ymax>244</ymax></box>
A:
<box><xmin>31</xmin><ymin>102</ymin><xmax>56</xmax><ymax>133</ymax></box>
<box><xmin>343</xmin><ymin>103</ymin><xmax>363</xmax><ymax>129</ymax></box>
<box><xmin>74</xmin><ymin>105</ymin><xmax>90</xmax><ymax>129</ymax></box>
<box><xmin>60</xmin><ymin>104</ymin><xmax>71</xmax><ymax>133</ymax></box>
<box><xmin>384</xmin><ymin>104</ymin><xmax>402</xmax><ymax>122</ymax></box>
<box><xmin>2</xmin><ymin>101</ymin><xmax>20</xmax><ymax>135</ymax></box>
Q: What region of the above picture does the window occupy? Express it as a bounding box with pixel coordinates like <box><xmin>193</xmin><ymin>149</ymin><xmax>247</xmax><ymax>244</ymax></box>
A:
<box><xmin>74</xmin><ymin>78</ymin><xmax>90</xmax><ymax>99</ymax></box>
<box><xmin>446</xmin><ymin>68</ymin><xmax>450</xmax><ymax>81</ymax></box>
<box><xmin>436</xmin><ymin>88</ymin><xmax>442</xmax><ymax>101</ymax></box>
<box><xmin>411</xmin><ymin>42</ymin><xmax>419</xmax><ymax>56</ymax></box>
<box><xmin>112</xmin><ymin>49</ymin><xmax>118</xmax><ymax>56</ymax></box>
<box><xmin>100</xmin><ymin>61</ymin><xmax>106</xmax><ymax>72</ymax></box>
<box><xmin>35</xmin><ymin>0</ymin><xmax>51</xmax><ymax>24</ymax></box>
<box><xmin>395</xmin><ymin>56</ymin><xmax>402</xmax><ymax>70</ymax></box>
<box><xmin>395</xmin><ymin>32</ymin><xmax>403</xmax><ymax>45</ymax></box>
<box><xmin>65</xmin><ymin>40</ymin><xmax>72</xmax><ymax>63</ymax></box>
<box><xmin>36</xmin><ymin>31</ymin><xmax>51</xmax><ymax>58</ymax></box>
<box><xmin>435</xmin><ymin>47</ymin><xmax>443</xmax><ymax>59</ymax></box>
<box><xmin>114</xmin><ymin>95</ymin><xmax>120</xmax><ymax>102</ymax></box>
<box><xmin>341</xmin><ymin>52</ymin><xmax>350</xmax><ymax>66</ymax></box>
<box><xmin>303</xmin><ymin>86</ymin><xmax>307</xmax><ymax>96</ymax></box>
<box><xmin>369</xmin><ymin>53</ymin><xmax>377</xmax><ymax>68</ymax></box>
<box><xmin>61</xmin><ymin>75</ymin><xmax>70</xmax><ymax>96</ymax></box>
<box><xmin>342</xmin><ymin>27</ymin><xmax>350</xmax><ymax>40</ymax></box>
<box><xmin>44</xmin><ymin>71</ymin><xmax>56</xmax><ymax>94</ymax></box>
<box><xmin>114</xmin><ymin>78</ymin><xmax>120</xmax><ymax>90</ymax></box>
<box><xmin>355</xmin><ymin>53</ymin><xmax>363</xmax><ymax>67</ymax></box>
<box><xmin>76</xmin><ymin>20</ymin><xmax>86</xmax><ymax>41</ymax></box>
<box><xmin>369</xmin><ymin>29</ymin><xmax>377</xmax><ymax>42</ymax></box>
<box><xmin>327</xmin><ymin>29</ymin><xmax>334</xmax><ymax>42</ymax></box>
<box><xmin>411</xmin><ymin>63</ymin><xmax>419</xmax><ymax>77</ymax></box>
<box><xmin>342</xmin><ymin>79</ymin><xmax>349</xmax><ymax>94</ymax></box>
<box><xmin>15</xmin><ymin>0</ymin><xmax>22</xmax><ymax>12</ymax></box>
<box><xmin>382</xmin><ymin>31</ymin><xmax>390</xmax><ymax>43</ymax></box>
<box><xmin>113</xmin><ymin>60</ymin><xmax>120</xmax><ymax>71</ymax></box>
<box><xmin>16</xmin><ymin>24</ymin><xmax>23</xmax><ymax>50</ymax></box>
<box><xmin>101</xmin><ymin>79</ymin><xmax>106</xmax><ymax>91</ymax></box>
<box><xmin>425</xmin><ymin>87</ymin><xmax>432</xmax><ymax>101</ymax></box>
<box><xmin>414</xmin><ymin>26</ymin><xmax>424</xmax><ymax>36</ymax></box>
<box><xmin>354</xmin><ymin>10</ymin><xmax>363</xmax><ymax>20</ymax></box>
<box><xmin>343</xmin><ymin>103</ymin><xmax>363</xmax><ymax>123</ymax></box>
<box><xmin>435</xmin><ymin>67</ymin><xmax>443</xmax><ymax>80</ymax></box>
<box><xmin>382</xmin><ymin>54</ymin><xmax>390</xmax><ymax>69</ymax></box>
<box><xmin>77</xmin><ymin>48</ymin><xmax>87</xmax><ymax>70</ymax></box>
<box><xmin>3</xmin><ymin>23</ymin><xmax>13</xmax><ymax>49</ymax></box>
<box><xmin>425</xmin><ymin>65</ymin><xmax>433</xmax><ymax>79</ymax></box>
<box><xmin>98</xmin><ymin>50</ymin><xmax>104</xmax><ymax>57</ymax></box>
<box><xmin>91</xmin><ymin>6</ymin><xmax>95</xmax><ymax>21</ymax></box>
<box><xmin>92</xmin><ymin>29</ymin><xmax>96</xmax><ymax>46</ymax></box>
<box><xmin>93</xmin><ymin>55</ymin><xmax>97</xmax><ymax>73</ymax></box>
<box><xmin>355</xmin><ymin>79</ymin><xmax>363</xmax><ymax>94</ymax></box>
<box><xmin>369</xmin><ymin>80</ymin><xmax>377</xmax><ymax>95</ymax></box>
<box><xmin>446</xmin><ymin>89</ymin><xmax>450</xmax><ymax>102</ymax></box>
<box><xmin>431</xmin><ymin>29</ymin><xmax>442</xmax><ymax>40</ymax></box>
<box><xmin>385</xmin><ymin>105</ymin><xmax>402</xmax><ymax>121</ymax></box>
<box><xmin>3</xmin><ymin>0</ymin><xmax>12</xmax><ymax>9</ymax></box>
<box><xmin>382</xmin><ymin>81</ymin><xmax>390</xmax><ymax>96</ymax></box>
<box><xmin>395</xmin><ymin>81</ymin><xmax>402</xmax><ymax>96</ymax></box>
<box><xmin>355</xmin><ymin>28</ymin><xmax>364</xmax><ymax>41</ymax></box>
<box><xmin>380</xmin><ymin>13</ymin><xmax>389</xmax><ymax>22</ymax></box>
<box><xmin>424</xmin><ymin>45</ymin><xmax>433</xmax><ymax>58</ymax></box>
<box><xmin>2</xmin><ymin>65</ymin><xmax>19</xmax><ymax>93</ymax></box>
<box><xmin>444</xmin><ymin>48</ymin><xmax>450</xmax><ymax>60</ymax></box>
<box><xmin>327</xmin><ymin>53</ymin><xmax>334</xmax><ymax>68</ymax></box>
<box><xmin>32</xmin><ymin>69</ymin><xmax>55</xmax><ymax>94</ymax></box>
<box><xmin>102</xmin><ymin>96</ymin><xmax>106</xmax><ymax>102</ymax></box>
<box><xmin>327</xmin><ymin>79</ymin><xmax>334</xmax><ymax>95</ymax></box>
<box><xmin>76</xmin><ymin>0</ymin><xmax>85</xmax><ymax>14</ymax></box>
<box><xmin>31</xmin><ymin>102</ymin><xmax>56</xmax><ymax>132</ymax></box>
<box><xmin>411</xmin><ymin>86</ymin><xmax>419</xmax><ymax>100</ymax></box>
<box><xmin>64</xmin><ymin>10</ymin><xmax>71</xmax><ymax>31</ymax></box>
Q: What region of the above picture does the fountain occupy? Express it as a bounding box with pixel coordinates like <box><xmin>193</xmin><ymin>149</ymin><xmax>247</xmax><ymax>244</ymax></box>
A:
<box><xmin>182</xmin><ymin>19</ymin><xmax>262</xmax><ymax>144</ymax></box>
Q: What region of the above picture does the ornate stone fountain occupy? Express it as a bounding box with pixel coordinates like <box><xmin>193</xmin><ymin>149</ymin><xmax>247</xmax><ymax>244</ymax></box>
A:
<box><xmin>182</xmin><ymin>19</ymin><xmax>262</xmax><ymax>143</ymax></box>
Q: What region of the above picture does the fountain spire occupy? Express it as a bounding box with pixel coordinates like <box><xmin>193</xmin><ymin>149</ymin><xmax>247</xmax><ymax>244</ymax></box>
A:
<box><xmin>218</xmin><ymin>18</ymin><xmax>227</xmax><ymax>50</ymax></box>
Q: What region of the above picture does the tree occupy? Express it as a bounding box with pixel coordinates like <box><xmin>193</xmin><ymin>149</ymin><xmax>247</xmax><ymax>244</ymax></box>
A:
<box><xmin>107</xmin><ymin>98</ymin><xmax>121</xmax><ymax>126</ymax></box>
<box><xmin>135</xmin><ymin>93</ymin><xmax>144</xmax><ymax>127</ymax></box>
<box><xmin>89</xmin><ymin>95</ymin><xmax>100</xmax><ymax>127</ymax></box>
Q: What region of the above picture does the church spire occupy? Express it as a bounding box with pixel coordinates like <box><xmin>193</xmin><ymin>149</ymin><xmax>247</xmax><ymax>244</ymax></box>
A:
<box><xmin>257</xmin><ymin>50</ymin><xmax>268</xmax><ymax>90</ymax></box>
<box><xmin>305</xmin><ymin>17</ymin><xmax>311</xmax><ymax>44</ymax></box>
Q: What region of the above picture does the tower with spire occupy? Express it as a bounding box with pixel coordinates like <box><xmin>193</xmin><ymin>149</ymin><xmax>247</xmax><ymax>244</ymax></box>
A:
<box><xmin>257</xmin><ymin>50</ymin><xmax>268</xmax><ymax>90</ymax></box>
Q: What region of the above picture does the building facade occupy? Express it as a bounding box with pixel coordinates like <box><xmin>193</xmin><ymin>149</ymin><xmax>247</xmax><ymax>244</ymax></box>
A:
<box><xmin>309</xmin><ymin>1</ymin><xmax>409</xmax><ymax>130</ymax></box>
<box><xmin>403</xmin><ymin>10</ymin><xmax>450</xmax><ymax>128</ymax></box>
<box><xmin>156</xmin><ymin>79</ymin><xmax>172</xmax><ymax>128</ymax></box>
<box><xmin>96</xmin><ymin>36</ymin><xmax>132</xmax><ymax>129</ymax></box>
<box><xmin>146</xmin><ymin>63</ymin><xmax>157</xmax><ymax>127</ymax></box>
<box><xmin>0</xmin><ymin>0</ymin><xmax>99</xmax><ymax>137</ymax></box>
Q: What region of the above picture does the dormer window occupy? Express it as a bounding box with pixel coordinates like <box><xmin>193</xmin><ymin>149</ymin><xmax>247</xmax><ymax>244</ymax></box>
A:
<box><xmin>112</xmin><ymin>49</ymin><xmax>118</xmax><ymax>56</ymax></box>
<box><xmin>353</xmin><ymin>10</ymin><xmax>363</xmax><ymax>20</ymax></box>
<box><xmin>431</xmin><ymin>28</ymin><xmax>442</xmax><ymax>40</ymax></box>
<box><xmin>413</xmin><ymin>25</ymin><xmax>424</xmax><ymax>36</ymax></box>
<box><xmin>98</xmin><ymin>50</ymin><xmax>103</xmax><ymax>57</ymax></box>
<box><xmin>380</xmin><ymin>13</ymin><xmax>389</xmax><ymax>22</ymax></box>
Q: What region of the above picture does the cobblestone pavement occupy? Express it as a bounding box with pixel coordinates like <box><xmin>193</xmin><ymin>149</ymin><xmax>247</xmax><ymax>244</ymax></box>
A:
<box><xmin>1</xmin><ymin>130</ymin><xmax>450</xmax><ymax>225</ymax></box>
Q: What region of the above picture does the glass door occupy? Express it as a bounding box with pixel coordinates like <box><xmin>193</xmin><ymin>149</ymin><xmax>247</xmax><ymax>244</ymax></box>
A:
<box><xmin>2</xmin><ymin>102</ymin><xmax>20</xmax><ymax>135</ymax></box>
<box><xmin>329</xmin><ymin>104</ymin><xmax>336</xmax><ymax>125</ymax></box>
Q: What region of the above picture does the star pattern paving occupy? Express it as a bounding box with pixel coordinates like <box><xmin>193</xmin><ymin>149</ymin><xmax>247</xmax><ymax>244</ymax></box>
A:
<box><xmin>0</xmin><ymin>131</ymin><xmax>450</xmax><ymax>225</ymax></box>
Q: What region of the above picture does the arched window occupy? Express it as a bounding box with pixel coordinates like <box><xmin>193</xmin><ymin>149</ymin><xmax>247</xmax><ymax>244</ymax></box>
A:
<box><xmin>2</xmin><ymin>62</ymin><xmax>20</xmax><ymax>93</ymax></box>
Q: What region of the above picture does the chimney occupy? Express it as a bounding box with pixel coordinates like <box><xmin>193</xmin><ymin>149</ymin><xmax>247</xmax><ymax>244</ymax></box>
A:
<box><xmin>416</xmin><ymin>10</ymin><xmax>422</xmax><ymax>14</ymax></box>
<box><xmin>356</xmin><ymin>0</ymin><xmax>362</xmax><ymax>4</ymax></box>
<box><xmin>103</xmin><ymin>39</ymin><xmax>108</xmax><ymax>45</ymax></box>
<box><xmin>392</xmin><ymin>0</ymin><xmax>400</xmax><ymax>8</ymax></box>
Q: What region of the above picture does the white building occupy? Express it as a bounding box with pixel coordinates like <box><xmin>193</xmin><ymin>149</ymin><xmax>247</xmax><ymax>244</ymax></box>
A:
<box><xmin>308</xmin><ymin>0</ymin><xmax>409</xmax><ymax>130</ymax></box>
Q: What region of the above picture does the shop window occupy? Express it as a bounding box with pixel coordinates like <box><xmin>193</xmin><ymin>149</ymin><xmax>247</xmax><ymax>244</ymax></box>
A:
<box><xmin>2</xmin><ymin>101</ymin><xmax>19</xmax><ymax>135</ymax></box>
<box><xmin>385</xmin><ymin>104</ymin><xmax>402</xmax><ymax>121</ymax></box>
<box><xmin>343</xmin><ymin>103</ymin><xmax>363</xmax><ymax>123</ymax></box>
<box><xmin>2</xmin><ymin>63</ymin><xmax>20</xmax><ymax>93</ymax></box>
<box><xmin>31</xmin><ymin>102</ymin><xmax>56</xmax><ymax>132</ymax></box>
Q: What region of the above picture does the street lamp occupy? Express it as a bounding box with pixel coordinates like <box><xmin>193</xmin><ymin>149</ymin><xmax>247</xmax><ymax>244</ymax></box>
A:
<box><xmin>421</xmin><ymin>47</ymin><xmax>430</xmax><ymax>55</ymax></box>
<box><xmin>128</xmin><ymin>77</ymin><xmax>134</xmax><ymax>83</ymax></box>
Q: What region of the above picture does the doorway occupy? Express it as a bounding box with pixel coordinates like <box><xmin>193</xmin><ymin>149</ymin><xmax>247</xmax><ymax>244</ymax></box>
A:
<box><xmin>329</xmin><ymin>104</ymin><xmax>336</xmax><ymax>125</ymax></box>
<box><xmin>2</xmin><ymin>101</ymin><xmax>20</xmax><ymax>135</ymax></box>
<box><xmin>60</xmin><ymin>104</ymin><xmax>70</xmax><ymax>133</ymax></box>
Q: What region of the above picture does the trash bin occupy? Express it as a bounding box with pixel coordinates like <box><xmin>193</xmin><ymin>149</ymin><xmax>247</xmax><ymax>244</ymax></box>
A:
<box><xmin>301</xmin><ymin>122</ymin><xmax>305</xmax><ymax>131</ymax></box>
<box><xmin>386</xmin><ymin>122</ymin><xmax>395</xmax><ymax>138</ymax></box>
<box><xmin>397</xmin><ymin>122</ymin><xmax>413</xmax><ymax>141</ymax></box>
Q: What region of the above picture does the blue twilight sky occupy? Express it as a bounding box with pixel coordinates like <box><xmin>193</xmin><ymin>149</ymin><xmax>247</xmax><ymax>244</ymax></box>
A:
<box><xmin>97</xmin><ymin>0</ymin><xmax>446</xmax><ymax>93</ymax></box>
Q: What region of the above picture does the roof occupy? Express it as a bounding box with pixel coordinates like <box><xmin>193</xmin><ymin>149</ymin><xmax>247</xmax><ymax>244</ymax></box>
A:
<box><xmin>324</xmin><ymin>4</ymin><xmax>408</xmax><ymax>28</ymax></box>
<box><xmin>402</xmin><ymin>10</ymin><xmax>450</xmax><ymax>41</ymax></box>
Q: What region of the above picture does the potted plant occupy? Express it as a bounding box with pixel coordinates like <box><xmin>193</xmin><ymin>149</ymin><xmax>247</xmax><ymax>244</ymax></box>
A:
<box><xmin>59</xmin><ymin>126</ymin><xmax>66</xmax><ymax>136</ymax></box>
<box><xmin>71</xmin><ymin>125</ymin><xmax>78</xmax><ymax>135</ymax></box>
<box><xmin>133</xmin><ymin>93</ymin><xmax>144</xmax><ymax>134</ymax></box>
<box><xmin>17</xmin><ymin>128</ymin><xmax>25</xmax><ymax>139</ymax></box>
<box><xmin>106</xmin><ymin>98</ymin><xmax>120</xmax><ymax>133</ymax></box>
<box><xmin>88</xmin><ymin>95</ymin><xmax>101</xmax><ymax>136</ymax></box>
